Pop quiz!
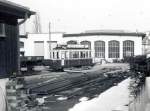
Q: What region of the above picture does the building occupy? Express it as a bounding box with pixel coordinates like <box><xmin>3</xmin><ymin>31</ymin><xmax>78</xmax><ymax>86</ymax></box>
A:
<box><xmin>0</xmin><ymin>0</ymin><xmax>34</xmax><ymax>77</ymax></box>
<box><xmin>21</xmin><ymin>30</ymin><xmax>145</xmax><ymax>63</ymax></box>
<box><xmin>62</xmin><ymin>30</ymin><xmax>145</xmax><ymax>62</ymax></box>
<box><xmin>20</xmin><ymin>32</ymin><xmax>62</xmax><ymax>59</ymax></box>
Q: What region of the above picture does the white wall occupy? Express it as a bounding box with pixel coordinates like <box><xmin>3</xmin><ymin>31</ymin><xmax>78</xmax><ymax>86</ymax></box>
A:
<box><xmin>57</xmin><ymin>35</ymin><xmax>142</xmax><ymax>62</ymax></box>
<box><xmin>20</xmin><ymin>33</ymin><xmax>63</xmax><ymax>59</ymax></box>
<box><xmin>21</xmin><ymin>33</ymin><xmax>143</xmax><ymax>62</ymax></box>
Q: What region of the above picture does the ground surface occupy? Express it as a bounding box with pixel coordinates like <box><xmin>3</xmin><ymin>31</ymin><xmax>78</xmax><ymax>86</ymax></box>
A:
<box><xmin>69</xmin><ymin>78</ymin><xmax>130</xmax><ymax>111</ymax></box>
<box><xmin>24</xmin><ymin>63</ymin><xmax>129</xmax><ymax>84</ymax></box>
<box><xmin>22</xmin><ymin>63</ymin><xmax>131</xmax><ymax>111</ymax></box>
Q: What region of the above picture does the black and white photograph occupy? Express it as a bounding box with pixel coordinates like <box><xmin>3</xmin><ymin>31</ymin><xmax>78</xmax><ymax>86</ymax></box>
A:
<box><xmin>0</xmin><ymin>0</ymin><xmax>150</xmax><ymax>111</ymax></box>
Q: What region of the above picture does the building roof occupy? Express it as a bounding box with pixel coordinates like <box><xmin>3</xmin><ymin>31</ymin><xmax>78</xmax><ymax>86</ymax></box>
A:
<box><xmin>0</xmin><ymin>0</ymin><xmax>35</xmax><ymax>18</ymax></box>
<box><xmin>63</xmin><ymin>30</ymin><xmax>146</xmax><ymax>38</ymax></box>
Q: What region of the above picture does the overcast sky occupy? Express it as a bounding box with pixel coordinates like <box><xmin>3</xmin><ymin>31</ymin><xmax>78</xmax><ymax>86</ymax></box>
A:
<box><xmin>11</xmin><ymin>0</ymin><xmax>150</xmax><ymax>33</ymax></box>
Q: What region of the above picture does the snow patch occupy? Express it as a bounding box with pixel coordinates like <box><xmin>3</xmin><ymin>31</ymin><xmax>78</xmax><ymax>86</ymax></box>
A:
<box><xmin>69</xmin><ymin>78</ymin><xmax>130</xmax><ymax>111</ymax></box>
<box><xmin>57</xmin><ymin>96</ymin><xmax>68</xmax><ymax>101</ymax></box>
<box><xmin>79</xmin><ymin>97</ymin><xmax>89</xmax><ymax>102</ymax></box>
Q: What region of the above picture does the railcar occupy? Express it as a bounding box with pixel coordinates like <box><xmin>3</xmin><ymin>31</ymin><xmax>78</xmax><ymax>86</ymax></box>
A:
<box><xmin>43</xmin><ymin>44</ymin><xmax>93</xmax><ymax>70</ymax></box>
<box><xmin>20</xmin><ymin>44</ymin><xmax>93</xmax><ymax>71</ymax></box>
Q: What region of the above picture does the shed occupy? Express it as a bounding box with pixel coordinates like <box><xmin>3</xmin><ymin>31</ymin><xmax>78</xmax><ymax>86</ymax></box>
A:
<box><xmin>0</xmin><ymin>0</ymin><xmax>34</xmax><ymax>77</ymax></box>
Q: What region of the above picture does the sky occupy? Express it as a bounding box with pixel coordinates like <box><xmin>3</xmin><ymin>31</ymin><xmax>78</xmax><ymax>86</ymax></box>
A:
<box><xmin>10</xmin><ymin>0</ymin><xmax>150</xmax><ymax>33</ymax></box>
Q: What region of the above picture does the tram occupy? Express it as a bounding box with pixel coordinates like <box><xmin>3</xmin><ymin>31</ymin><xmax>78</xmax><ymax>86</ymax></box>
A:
<box><xmin>43</xmin><ymin>44</ymin><xmax>93</xmax><ymax>70</ymax></box>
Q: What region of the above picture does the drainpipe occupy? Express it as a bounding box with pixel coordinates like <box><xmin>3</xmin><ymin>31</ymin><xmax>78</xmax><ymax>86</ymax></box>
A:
<box><xmin>18</xmin><ymin>13</ymin><xmax>28</xmax><ymax>25</ymax></box>
<box><xmin>16</xmin><ymin>13</ymin><xmax>28</xmax><ymax>76</ymax></box>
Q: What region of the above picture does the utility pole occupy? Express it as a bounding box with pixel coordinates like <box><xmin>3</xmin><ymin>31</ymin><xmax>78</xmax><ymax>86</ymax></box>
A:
<box><xmin>49</xmin><ymin>22</ymin><xmax>51</xmax><ymax>59</ymax></box>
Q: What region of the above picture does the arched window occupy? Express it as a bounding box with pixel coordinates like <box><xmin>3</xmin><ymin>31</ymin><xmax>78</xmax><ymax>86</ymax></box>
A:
<box><xmin>94</xmin><ymin>41</ymin><xmax>105</xmax><ymax>58</ymax></box>
<box><xmin>80</xmin><ymin>41</ymin><xmax>91</xmax><ymax>49</ymax></box>
<box><xmin>123</xmin><ymin>40</ymin><xmax>134</xmax><ymax>57</ymax></box>
<box><xmin>67</xmin><ymin>40</ymin><xmax>77</xmax><ymax>44</ymax></box>
<box><xmin>109</xmin><ymin>40</ymin><xmax>120</xmax><ymax>58</ymax></box>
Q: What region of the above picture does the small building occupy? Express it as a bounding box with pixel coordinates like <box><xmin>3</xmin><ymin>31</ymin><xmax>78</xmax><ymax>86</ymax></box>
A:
<box><xmin>21</xmin><ymin>30</ymin><xmax>145</xmax><ymax>63</ymax></box>
<box><xmin>0</xmin><ymin>0</ymin><xmax>34</xmax><ymax>77</ymax></box>
<box><xmin>20</xmin><ymin>32</ymin><xmax>63</xmax><ymax>59</ymax></box>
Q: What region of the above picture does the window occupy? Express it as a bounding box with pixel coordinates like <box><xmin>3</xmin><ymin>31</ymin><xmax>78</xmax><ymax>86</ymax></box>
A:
<box><xmin>86</xmin><ymin>51</ymin><xmax>88</xmax><ymax>58</ymax></box>
<box><xmin>69</xmin><ymin>51</ymin><xmax>79</xmax><ymax>59</ymax></box>
<box><xmin>94</xmin><ymin>41</ymin><xmax>105</xmax><ymax>58</ymax></box>
<box><xmin>123</xmin><ymin>40</ymin><xmax>134</xmax><ymax>57</ymax></box>
<box><xmin>0</xmin><ymin>23</ymin><xmax>5</xmax><ymax>37</ymax></box>
<box><xmin>89</xmin><ymin>51</ymin><xmax>91</xmax><ymax>58</ymax></box>
<box><xmin>53</xmin><ymin>52</ymin><xmax>55</xmax><ymax>59</ymax></box>
<box><xmin>20</xmin><ymin>51</ymin><xmax>24</xmax><ymax>56</ymax></box>
<box><xmin>80</xmin><ymin>41</ymin><xmax>91</xmax><ymax>49</ymax></box>
<box><xmin>73</xmin><ymin>51</ymin><xmax>79</xmax><ymax>58</ymax></box>
<box><xmin>67</xmin><ymin>40</ymin><xmax>77</xmax><ymax>44</ymax></box>
<box><xmin>20</xmin><ymin>41</ymin><xmax>24</xmax><ymax>48</ymax></box>
<box><xmin>109</xmin><ymin>40</ymin><xmax>120</xmax><ymax>58</ymax></box>
<box><xmin>80</xmin><ymin>51</ymin><xmax>86</xmax><ymax>58</ymax></box>
<box><xmin>57</xmin><ymin>52</ymin><xmax>59</xmax><ymax>59</ymax></box>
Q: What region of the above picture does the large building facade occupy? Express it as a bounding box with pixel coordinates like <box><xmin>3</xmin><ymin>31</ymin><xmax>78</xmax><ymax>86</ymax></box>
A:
<box><xmin>20</xmin><ymin>30</ymin><xmax>145</xmax><ymax>63</ymax></box>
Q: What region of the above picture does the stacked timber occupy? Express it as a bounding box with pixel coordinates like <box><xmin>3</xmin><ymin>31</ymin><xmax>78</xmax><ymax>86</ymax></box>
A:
<box><xmin>6</xmin><ymin>78</ymin><xmax>28</xmax><ymax>111</ymax></box>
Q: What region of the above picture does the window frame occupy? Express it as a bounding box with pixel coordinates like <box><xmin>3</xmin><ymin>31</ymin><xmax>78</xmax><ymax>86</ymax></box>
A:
<box><xmin>123</xmin><ymin>40</ymin><xmax>134</xmax><ymax>57</ymax></box>
<box><xmin>108</xmin><ymin>40</ymin><xmax>120</xmax><ymax>58</ymax></box>
<box><xmin>0</xmin><ymin>23</ymin><xmax>6</xmax><ymax>37</ymax></box>
<box><xmin>94</xmin><ymin>41</ymin><xmax>105</xmax><ymax>58</ymax></box>
<box><xmin>20</xmin><ymin>41</ymin><xmax>24</xmax><ymax>48</ymax></box>
<box><xmin>80</xmin><ymin>41</ymin><xmax>91</xmax><ymax>49</ymax></box>
<box><xmin>67</xmin><ymin>40</ymin><xmax>77</xmax><ymax>45</ymax></box>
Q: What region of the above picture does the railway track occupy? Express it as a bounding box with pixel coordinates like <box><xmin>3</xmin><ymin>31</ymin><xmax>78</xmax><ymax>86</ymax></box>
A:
<box><xmin>57</xmin><ymin>72</ymin><xmax>128</xmax><ymax>99</ymax></box>
<box><xmin>27</xmin><ymin>70</ymin><xmax>130</xmax><ymax>96</ymax></box>
<box><xmin>26</xmin><ymin>69</ymin><xmax>110</xmax><ymax>94</ymax></box>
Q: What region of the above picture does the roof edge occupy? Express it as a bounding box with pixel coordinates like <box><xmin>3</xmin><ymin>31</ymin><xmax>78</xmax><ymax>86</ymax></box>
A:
<box><xmin>63</xmin><ymin>31</ymin><xmax>146</xmax><ymax>37</ymax></box>
<box><xmin>0</xmin><ymin>0</ymin><xmax>35</xmax><ymax>18</ymax></box>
